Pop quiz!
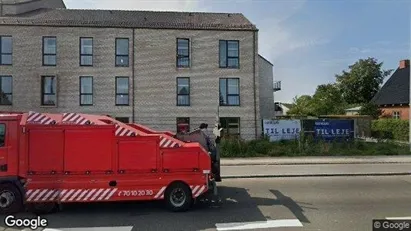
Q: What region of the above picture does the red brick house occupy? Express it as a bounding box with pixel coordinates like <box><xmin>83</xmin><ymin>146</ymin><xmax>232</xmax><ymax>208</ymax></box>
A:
<box><xmin>371</xmin><ymin>59</ymin><xmax>410</xmax><ymax>120</ymax></box>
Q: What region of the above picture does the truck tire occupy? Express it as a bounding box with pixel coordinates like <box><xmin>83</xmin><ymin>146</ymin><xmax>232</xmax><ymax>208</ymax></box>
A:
<box><xmin>164</xmin><ymin>182</ymin><xmax>192</xmax><ymax>212</ymax></box>
<box><xmin>0</xmin><ymin>183</ymin><xmax>23</xmax><ymax>214</ymax></box>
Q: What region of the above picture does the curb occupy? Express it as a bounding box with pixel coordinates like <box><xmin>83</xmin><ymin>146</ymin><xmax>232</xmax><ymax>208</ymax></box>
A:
<box><xmin>221</xmin><ymin>172</ymin><xmax>411</xmax><ymax>179</ymax></box>
<box><xmin>220</xmin><ymin>161</ymin><xmax>411</xmax><ymax>166</ymax></box>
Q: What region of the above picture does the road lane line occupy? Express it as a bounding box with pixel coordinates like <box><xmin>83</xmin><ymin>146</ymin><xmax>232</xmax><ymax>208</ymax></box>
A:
<box><xmin>215</xmin><ymin>219</ymin><xmax>303</xmax><ymax>230</ymax></box>
<box><xmin>386</xmin><ymin>217</ymin><xmax>411</xmax><ymax>220</ymax></box>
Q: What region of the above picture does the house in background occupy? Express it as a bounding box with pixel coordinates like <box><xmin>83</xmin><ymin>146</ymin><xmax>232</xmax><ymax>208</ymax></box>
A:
<box><xmin>345</xmin><ymin>106</ymin><xmax>361</xmax><ymax>115</ymax></box>
<box><xmin>371</xmin><ymin>59</ymin><xmax>410</xmax><ymax>119</ymax></box>
<box><xmin>274</xmin><ymin>102</ymin><xmax>292</xmax><ymax>116</ymax></box>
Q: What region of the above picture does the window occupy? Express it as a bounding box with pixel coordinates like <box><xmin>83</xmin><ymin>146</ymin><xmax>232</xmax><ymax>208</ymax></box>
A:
<box><xmin>219</xmin><ymin>40</ymin><xmax>239</xmax><ymax>68</ymax></box>
<box><xmin>220</xmin><ymin>117</ymin><xmax>240</xmax><ymax>137</ymax></box>
<box><xmin>0</xmin><ymin>76</ymin><xmax>12</xmax><ymax>105</ymax></box>
<box><xmin>43</xmin><ymin>37</ymin><xmax>56</xmax><ymax>66</ymax></box>
<box><xmin>41</xmin><ymin>76</ymin><xmax>57</xmax><ymax>106</ymax></box>
<box><xmin>176</xmin><ymin>117</ymin><xmax>190</xmax><ymax>134</ymax></box>
<box><xmin>0</xmin><ymin>36</ymin><xmax>12</xmax><ymax>65</ymax></box>
<box><xmin>176</xmin><ymin>38</ymin><xmax>190</xmax><ymax>68</ymax></box>
<box><xmin>115</xmin><ymin>38</ymin><xmax>129</xmax><ymax>67</ymax></box>
<box><xmin>79</xmin><ymin>76</ymin><xmax>93</xmax><ymax>106</ymax></box>
<box><xmin>115</xmin><ymin>77</ymin><xmax>129</xmax><ymax>106</ymax></box>
<box><xmin>0</xmin><ymin>124</ymin><xmax>5</xmax><ymax>147</ymax></box>
<box><xmin>80</xmin><ymin>37</ymin><xmax>93</xmax><ymax>66</ymax></box>
<box><xmin>219</xmin><ymin>78</ymin><xmax>240</xmax><ymax>106</ymax></box>
<box><xmin>115</xmin><ymin>117</ymin><xmax>129</xmax><ymax>123</ymax></box>
<box><xmin>177</xmin><ymin>77</ymin><xmax>190</xmax><ymax>106</ymax></box>
<box><xmin>393</xmin><ymin>111</ymin><xmax>400</xmax><ymax>119</ymax></box>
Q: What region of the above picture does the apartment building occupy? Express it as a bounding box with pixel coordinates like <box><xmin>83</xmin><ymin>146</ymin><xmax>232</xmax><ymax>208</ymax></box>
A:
<box><xmin>0</xmin><ymin>0</ymin><xmax>274</xmax><ymax>140</ymax></box>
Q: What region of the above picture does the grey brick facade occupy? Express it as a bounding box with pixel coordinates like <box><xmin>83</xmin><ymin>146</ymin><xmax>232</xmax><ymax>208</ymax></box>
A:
<box><xmin>0</xmin><ymin>1</ymin><xmax>273</xmax><ymax>140</ymax></box>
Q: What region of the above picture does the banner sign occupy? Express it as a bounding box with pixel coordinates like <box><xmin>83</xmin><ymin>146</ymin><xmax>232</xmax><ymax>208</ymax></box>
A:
<box><xmin>263</xmin><ymin>119</ymin><xmax>301</xmax><ymax>142</ymax></box>
<box><xmin>314</xmin><ymin>119</ymin><xmax>354</xmax><ymax>141</ymax></box>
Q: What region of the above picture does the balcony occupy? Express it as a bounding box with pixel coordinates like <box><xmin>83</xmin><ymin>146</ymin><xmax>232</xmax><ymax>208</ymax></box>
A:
<box><xmin>273</xmin><ymin>81</ymin><xmax>281</xmax><ymax>92</ymax></box>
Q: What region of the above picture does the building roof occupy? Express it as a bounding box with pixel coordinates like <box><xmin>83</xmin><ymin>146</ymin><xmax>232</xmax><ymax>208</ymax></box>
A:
<box><xmin>0</xmin><ymin>8</ymin><xmax>258</xmax><ymax>31</ymax></box>
<box><xmin>345</xmin><ymin>106</ymin><xmax>362</xmax><ymax>111</ymax></box>
<box><xmin>371</xmin><ymin>65</ymin><xmax>410</xmax><ymax>105</ymax></box>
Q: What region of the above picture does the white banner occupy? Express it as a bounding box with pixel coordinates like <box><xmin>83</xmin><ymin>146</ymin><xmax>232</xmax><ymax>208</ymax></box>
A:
<box><xmin>263</xmin><ymin>119</ymin><xmax>301</xmax><ymax>142</ymax></box>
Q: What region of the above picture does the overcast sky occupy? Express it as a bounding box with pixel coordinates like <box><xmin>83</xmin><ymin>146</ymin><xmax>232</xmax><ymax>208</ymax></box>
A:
<box><xmin>64</xmin><ymin>0</ymin><xmax>411</xmax><ymax>103</ymax></box>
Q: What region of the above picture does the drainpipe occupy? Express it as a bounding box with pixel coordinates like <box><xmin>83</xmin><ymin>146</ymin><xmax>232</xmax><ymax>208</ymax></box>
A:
<box><xmin>132</xmin><ymin>29</ymin><xmax>135</xmax><ymax>123</ymax></box>
<box><xmin>253</xmin><ymin>30</ymin><xmax>258</xmax><ymax>139</ymax></box>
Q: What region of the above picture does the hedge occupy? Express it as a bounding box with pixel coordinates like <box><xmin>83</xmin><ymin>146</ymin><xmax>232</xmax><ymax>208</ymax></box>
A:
<box><xmin>219</xmin><ymin>136</ymin><xmax>411</xmax><ymax>157</ymax></box>
<box><xmin>371</xmin><ymin>119</ymin><xmax>409</xmax><ymax>141</ymax></box>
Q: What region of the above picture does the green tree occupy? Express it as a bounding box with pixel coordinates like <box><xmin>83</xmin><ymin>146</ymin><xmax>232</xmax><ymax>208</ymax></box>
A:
<box><xmin>359</xmin><ymin>102</ymin><xmax>382</xmax><ymax>119</ymax></box>
<box><xmin>287</xmin><ymin>95</ymin><xmax>315</xmax><ymax>116</ymax></box>
<box><xmin>335</xmin><ymin>57</ymin><xmax>393</xmax><ymax>104</ymax></box>
<box><xmin>310</xmin><ymin>83</ymin><xmax>346</xmax><ymax>115</ymax></box>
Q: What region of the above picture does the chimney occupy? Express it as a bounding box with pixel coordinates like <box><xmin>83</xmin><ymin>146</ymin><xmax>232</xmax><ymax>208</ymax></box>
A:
<box><xmin>399</xmin><ymin>59</ymin><xmax>410</xmax><ymax>69</ymax></box>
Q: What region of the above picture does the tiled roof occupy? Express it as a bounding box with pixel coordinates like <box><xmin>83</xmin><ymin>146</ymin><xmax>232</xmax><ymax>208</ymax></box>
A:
<box><xmin>371</xmin><ymin>66</ymin><xmax>410</xmax><ymax>105</ymax></box>
<box><xmin>0</xmin><ymin>8</ymin><xmax>257</xmax><ymax>31</ymax></box>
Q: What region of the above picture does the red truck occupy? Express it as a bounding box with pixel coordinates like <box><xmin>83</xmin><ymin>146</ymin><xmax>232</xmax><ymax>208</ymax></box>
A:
<box><xmin>0</xmin><ymin>111</ymin><xmax>220</xmax><ymax>215</ymax></box>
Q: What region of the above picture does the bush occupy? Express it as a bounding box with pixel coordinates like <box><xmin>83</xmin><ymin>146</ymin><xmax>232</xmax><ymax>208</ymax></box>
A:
<box><xmin>371</xmin><ymin>119</ymin><xmax>409</xmax><ymax>141</ymax></box>
<box><xmin>219</xmin><ymin>136</ymin><xmax>411</xmax><ymax>157</ymax></box>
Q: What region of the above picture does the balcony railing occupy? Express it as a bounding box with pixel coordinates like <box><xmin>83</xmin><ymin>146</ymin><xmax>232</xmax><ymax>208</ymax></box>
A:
<box><xmin>273</xmin><ymin>81</ymin><xmax>281</xmax><ymax>91</ymax></box>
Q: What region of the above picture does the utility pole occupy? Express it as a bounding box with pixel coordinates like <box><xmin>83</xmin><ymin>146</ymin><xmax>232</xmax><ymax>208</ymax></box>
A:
<box><xmin>409</xmin><ymin>59</ymin><xmax>411</xmax><ymax>151</ymax></box>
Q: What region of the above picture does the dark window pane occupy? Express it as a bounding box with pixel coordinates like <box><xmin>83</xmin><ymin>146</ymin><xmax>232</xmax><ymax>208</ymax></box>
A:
<box><xmin>81</xmin><ymin>38</ymin><xmax>93</xmax><ymax>54</ymax></box>
<box><xmin>44</xmin><ymin>55</ymin><xmax>56</xmax><ymax>65</ymax></box>
<box><xmin>116</xmin><ymin>56</ymin><xmax>129</xmax><ymax>66</ymax></box>
<box><xmin>0</xmin><ymin>94</ymin><xmax>12</xmax><ymax>105</ymax></box>
<box><xmin>116</xmin><ymin>39</ymin><xmax>129</xmax><ymax>55</ymax></box>
<box><xmin>227</xmin><ymin>58</ymin><xmax>239</xmax><ymax>68</ymax></box>
<box><xmin>228</xmin><ymin>79</ymin><xmax>239</xmax><ymax>94</ymax></box>
<box><xmin>227</xmin><ymin>41</ymin><xmax>238</xmax><ymax>57</ymax></box>
<box><xmin>1</xmin><ymin>55</ymin><xmax>11</xmax><ymax>65</ymax></box>
<box><xmin>116</xmin><ymin>78</ymin><xmax>129</xmax><ymax>94</ymax></box>
<box><xmin>177</xmin><ymin>78</ymin><xmax>189</xmax><ymax>94</ymax></box>
<box><xmin>177</xmin><ymin>39</ymin><xmax>189</xmax><ymax>56</ymax></box>
<box><xmin>227</xmin><ymin>96</ymin><xmax>239</xmax><ymax>105</ymax></box>
<box><xmin>81</xmin><ymin>56</ymin><xmax>92</xmax><ymax>66</ymax></box>
<box><xmin>177</xmin><ymin>57</ymin><xmax>189</xmax><ymax>67</ymax></box>
<box><xmin>80</xmin><ymin>95</ymin><xmax>93</xmax><ymax>105</ymax></box>
<box><xmin>1</xmin><ymin>37</ymin><xmax>12</xmax><ymax>54</ymax></box>
<box><xmin>177</xmin><ymin>117</ymin><xmax>190</xmax><ymax>133</ymax></box>
<box><xmin>43</xmin><ymin>95</ymin><xmax>56</xmax><ymax>105</ymax></box>
<box><xmin>80</xmin><ymin>77</ymin><xmax>92</xmax><ymax>94</ymax></box>
<box><xmin>44</xmin><ymin>38</ymin><xmax>56</xmax><ymax>54</ymax></box>
<box><xmin>177</xmin><ymin>95</ymin><xmax>189</xmax><ymax>105</ymax></box>
<box><xmin>116</xmin><ymin>95</ymin><xmax>129</xmax><ymax>105</ymax></box>
<box><xmin>43</xmin><ymin>77</ymin><xmax>56</xmax><ymax>94</ymax></box>
<box><xmin>1</xmin><ymin>77</ymin><xmax>12</xmax><ymax>94</ymax></box>
<box><xmin>219</xmin><ymin>41</ymin><xmax>227</xmax><ymax>67</ymax></box>
<box><xmin>116</xmin><ymin>117</ymin><xmax>129</xmax><ymax>123</ymax></box>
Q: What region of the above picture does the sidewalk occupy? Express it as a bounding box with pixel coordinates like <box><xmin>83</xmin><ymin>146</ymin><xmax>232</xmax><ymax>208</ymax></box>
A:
<box><xmin>220</xmin><ymin>155</ymin><xmax>411</xmax><ymax>166</ymax></box>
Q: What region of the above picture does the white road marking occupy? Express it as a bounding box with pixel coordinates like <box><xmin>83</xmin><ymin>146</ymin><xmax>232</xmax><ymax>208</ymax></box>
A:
<box><xmin>215</xmin><ymin>219</ymin><xmax>303</xmax><ymax>230</ymax></box>
<box><xmin>42</xmin><ymin>226</ymin><xmax>133</xmax><ymax>231</ymax></box>
<box><xmin>386</xmin><ymin>217</ymin><xmax>411</xmax><ymax>220</ymax></box>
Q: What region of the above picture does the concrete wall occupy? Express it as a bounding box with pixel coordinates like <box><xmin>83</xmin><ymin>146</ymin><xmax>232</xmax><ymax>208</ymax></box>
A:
<box><xmin>0</xmin><ymin>25</ymin><xmax>260</xmax><ymax>140</ymax></box>
<box><xmin>258</xmin><ymin>55</ymin><xmax>274</xmax><ymax>120</ymax></box>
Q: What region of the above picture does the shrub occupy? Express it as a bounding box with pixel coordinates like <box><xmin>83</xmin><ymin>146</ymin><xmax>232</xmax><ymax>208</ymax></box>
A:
<box><xmin>371</xmin><ymin>119</ymin><xmax>409</xmax><ymax>141</ymax></box>
<box><xmin>219</xmin><ymin>136</ymin><xmax>411</xmax><ymax>157</ymax></box>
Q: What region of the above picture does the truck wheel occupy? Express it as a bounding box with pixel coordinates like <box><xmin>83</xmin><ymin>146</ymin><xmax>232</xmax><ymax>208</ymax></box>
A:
<box><xmin>27</xmin><ymin>202</ymin><xmax>56</xmax><ymax>215</ymax></box>
<box><xmin>0</xmin><ymin>183</ymin><xmax>23</xmax><ymax>214</ymax></box>
<box><xmin>164</xmin><ymin>182</ymin><xmax>192</xmax><ymax>212</ymax></box>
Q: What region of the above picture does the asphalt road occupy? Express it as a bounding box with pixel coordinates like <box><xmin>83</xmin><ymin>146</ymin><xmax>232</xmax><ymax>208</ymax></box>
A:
<box><xmin>1</xmin><ymin>175</ymin><xmax>411</xmax><ymax>231</ymax></box>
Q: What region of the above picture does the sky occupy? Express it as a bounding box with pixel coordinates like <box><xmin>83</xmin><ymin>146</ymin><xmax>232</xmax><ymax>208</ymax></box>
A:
<box><xmin>64</xmin><ymin>0</ymin><xmax>411</xmax><ymax>103</ymax></box>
